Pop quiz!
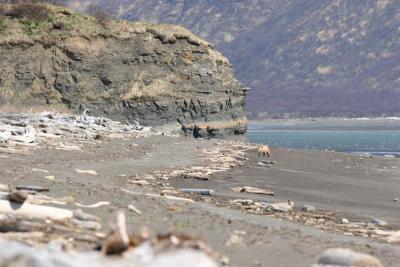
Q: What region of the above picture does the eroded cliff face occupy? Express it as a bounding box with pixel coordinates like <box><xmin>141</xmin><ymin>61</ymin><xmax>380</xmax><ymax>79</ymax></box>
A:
<box><xmin>0</xmin><ymin>6</ymin><xmax>246</xmax><ymax>137</ymax></box>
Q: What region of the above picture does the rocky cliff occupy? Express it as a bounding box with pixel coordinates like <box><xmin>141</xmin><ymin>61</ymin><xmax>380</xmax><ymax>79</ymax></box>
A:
<box><xmin>0</xmin><ymin>4</ymin><xmax>247</xmax><ymax>137</ymax></box>
<box><xmin>64</xmin><ymin>0</ymin><xmax>400</xmax><ymax>118</ymax></box>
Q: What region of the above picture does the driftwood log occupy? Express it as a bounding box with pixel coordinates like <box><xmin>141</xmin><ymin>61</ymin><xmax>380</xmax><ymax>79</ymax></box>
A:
<box><xmin>0</xmin><ymin>200</ymin><xmax>73</xmax><ymax>221</ymax></box>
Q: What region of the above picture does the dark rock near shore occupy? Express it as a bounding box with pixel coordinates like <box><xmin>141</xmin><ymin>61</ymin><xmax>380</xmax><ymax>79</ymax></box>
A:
<box><xmin>0</xmin><ymin>5</ymin><xmax>246</xmax><ymax>137</ymax></box>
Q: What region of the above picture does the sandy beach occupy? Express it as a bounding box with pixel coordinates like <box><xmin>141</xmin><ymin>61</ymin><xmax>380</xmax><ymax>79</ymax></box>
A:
<box><xmin>0</xmin><ymin>134</ymin><xmax>399</xmax><ymax>266</ymax></box>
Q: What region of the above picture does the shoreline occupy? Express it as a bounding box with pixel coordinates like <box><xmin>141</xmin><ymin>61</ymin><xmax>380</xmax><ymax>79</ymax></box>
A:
<box><xmin>0</xmin><ymin>113</ymin><xmax>399</xmax><ymax>266</ymax></box>
<box><xmin>249</xmin><ymin>117</ymin><xmax>400</xmax><ymax>123</ymax></box>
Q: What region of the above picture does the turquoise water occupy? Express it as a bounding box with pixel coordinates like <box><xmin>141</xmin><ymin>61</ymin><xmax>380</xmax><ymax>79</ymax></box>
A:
<box><xmin>247</xmin><ymin>119</ymin><xmax>400</xmax><ymax>157</ymax></box>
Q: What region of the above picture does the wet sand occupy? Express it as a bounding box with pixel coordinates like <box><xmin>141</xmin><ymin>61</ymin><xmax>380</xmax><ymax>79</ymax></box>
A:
<box><xmin>173</xmin><ymin>146</ymin><xmax>400</xmax><ymax>225</ymax></box>
<box><xmin>0</xmin><ymin>135</ymin><xmax>399</xmax><ymax>266</ymax></box>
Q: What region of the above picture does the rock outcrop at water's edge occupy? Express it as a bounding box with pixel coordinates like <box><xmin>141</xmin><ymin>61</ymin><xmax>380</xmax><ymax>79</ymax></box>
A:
<box><xmin>0</xmin><ymin>5</ymin><xmax>247</xmax><ymax>137</ymax></box>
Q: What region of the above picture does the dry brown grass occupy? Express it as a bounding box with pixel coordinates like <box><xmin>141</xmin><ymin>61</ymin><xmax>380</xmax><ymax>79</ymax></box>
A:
<box><xmin>0</xmin><ymin>103</ymin><xmax>70</xmax><ymax>113</ymax></box>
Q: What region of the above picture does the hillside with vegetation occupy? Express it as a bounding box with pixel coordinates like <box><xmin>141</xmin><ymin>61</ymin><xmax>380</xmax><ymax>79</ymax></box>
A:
<box><xmin>0</xmin><ymin>2</ymin><xmax>247</xmax><ymax>136</ymax></box>
<box><xmin>65</xmin><ymin>0</ymin><xmax>400</xmax><ymax>118</ymax></box>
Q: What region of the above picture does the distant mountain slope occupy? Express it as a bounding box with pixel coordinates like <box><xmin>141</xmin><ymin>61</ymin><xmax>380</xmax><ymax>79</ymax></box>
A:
<box><xmin>65</xmin><ymin>0</ymin><xmax>400</xmax><ymax>118</ymax></box>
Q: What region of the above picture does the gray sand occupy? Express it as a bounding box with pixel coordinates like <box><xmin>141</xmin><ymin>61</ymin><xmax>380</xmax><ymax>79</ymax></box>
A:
<box><xmin>0</xmin><ymin>135</ymin><xmax>399</xmax><ymax>266</ymax></box>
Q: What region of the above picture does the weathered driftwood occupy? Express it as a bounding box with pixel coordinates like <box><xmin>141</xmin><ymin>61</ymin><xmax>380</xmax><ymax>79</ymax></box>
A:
<box><xmin>0</xmin><ymin>200</ymin><xmax>73</xmax><ymax>221</ymax></box>
<box><xmin>128</xmin><ymin>204</ymin><xmax>142</xmax><ymax>215</ymax></box>
<box><xmin>73</xmin><ymin>209</ymin><xmax>100</xmax><ymax>222</ymax></box>
<box><xmin>0</xmin><ymin>237</ymin><xmax>218</xmax><ymax>267</ymax></box>
<box><xmin>0</xmin><ymin>131</ymin><xmax>11</xmax><ymax>141</ymax></box>
<box><xmin>0</xmin><ymin>184</ymin><xmax>10</xmax><ymax>192</ymax></box>
<box><xmin>75</xmin><ymin>201</ymin><xmax>110</xmax><ymax>208</ymax></box>
<box><xmin>101</xmin><ymin>212</ymin><xmax>129</xmax><ymax>255</ymax></box>
<box><xmin>75</xmin><ymin>169</ymin><xmax>98</xmax><ymax>175</ymax></box>
<box><xmin>0</xmin><ymin>214</ymin><xmax>102</xmax><ymax>242</ymax></box>
<box><xmin>0</xmin><ymin>112</ymin><xmax>152</xmax><ymax>153</ymax></box>
<box><xmin>232</xmin><ymin>186</ymin><xmax>275</xmax><ymax>196</ymax></box>
<box><xmin>0</xmin><ymin>214</ymin><xmax>48</xmax><ymax>233</ymax></box>
<box><xmin>16</xmin><ymin>185</ymin><xmax>49</xmax><ymax>192</ymax></box>
<box><xmin>120</xmin><ymin>188</ymin><xmax>194</xmax><ymax>203</ymax></box>
<box><xmin>180</xmin><ymin>189</ymin><xmax>214</xmax><ymax>196</ymax></box>
<box><xmin>312</xmin><ymin>248</ymin><xmax>383</xmax><ymax>267</ymax></box>
<box><xmin>71</xmin><ymin>219</ymin><xmax>101</xmax><ymax>231</ymax></box>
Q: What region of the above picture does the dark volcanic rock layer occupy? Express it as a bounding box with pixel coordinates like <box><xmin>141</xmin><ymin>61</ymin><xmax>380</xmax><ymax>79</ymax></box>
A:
<box><xmin>0</xmin><ymin>6</ymin><xmax>246</xmax><ymax>136</ymax></box>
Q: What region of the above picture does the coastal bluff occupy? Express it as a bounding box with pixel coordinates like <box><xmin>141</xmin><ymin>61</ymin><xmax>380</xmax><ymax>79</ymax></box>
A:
<box><xmin>0</xmin><ymin>4</ymin><xmax>247</xmax><ymax>137</ymax></box>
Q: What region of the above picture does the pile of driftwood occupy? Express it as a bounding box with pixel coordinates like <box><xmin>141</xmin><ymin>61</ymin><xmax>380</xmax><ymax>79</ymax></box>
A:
<box><xmin>152</xmin><ymin>141</ymin><xmax>252</xmax><ymax>182</ymax></box>
<box><xmin>0</xmin><ymin>183</ymin><xmax>102</xmax><ymax>248</ymax></box>
<box><xmin>0</xmin><ymin>112</ymin><xmax>151</xmax><ymax>154</ymax></box>
<box><xmin>0</xmin><ymin>184</ymin><xmax>219</xmax><ymax>267</ymax></box>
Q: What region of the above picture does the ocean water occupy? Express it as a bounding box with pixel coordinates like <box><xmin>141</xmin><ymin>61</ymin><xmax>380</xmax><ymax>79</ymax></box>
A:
<box><xmin>247</xmin><ymin>119</ymin><xmax>400</xmax><ymax>157</ymax></box>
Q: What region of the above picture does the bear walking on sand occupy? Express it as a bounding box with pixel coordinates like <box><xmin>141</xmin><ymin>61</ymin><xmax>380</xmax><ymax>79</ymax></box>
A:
<box><xmin>257</xmin><ymin>145</ymin><xmax>271</xmax><ymax>157</ymax></box>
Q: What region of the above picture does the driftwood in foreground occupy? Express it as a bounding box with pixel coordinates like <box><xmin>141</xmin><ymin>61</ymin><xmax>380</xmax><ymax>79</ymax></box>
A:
<box><xmin>0</xmin><ymin>200</ymin><xmax>73</xmax><ymax>221</ymax></box>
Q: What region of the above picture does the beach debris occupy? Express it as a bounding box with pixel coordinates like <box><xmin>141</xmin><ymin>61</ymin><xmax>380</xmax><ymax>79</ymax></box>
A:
<box><xmin>0</xmin><ymin>131</ymin><xmax>11</xmax><ymax>141</ymax></box>
<box><xmin>73</xmin><ymin>209</ymin><xmax>100</xmax><ymax>222</ymax></box>
<box><xmin>76</xmin><ymin>201</ymin><xmax>111</xmax><ymax>208</ymax></box>
<box><xmin>261</xmin><ymin>160</ymin><xmax>277</xmax><ymax>164</ymax></box>
<box><xmin>256</xmin><ymin>162</ymin><xmax>271</xmax><ymax>167</ymax></box>
<box><xmin>129</xmin><ymin>180</ymin><xmax>150</xmax><ymax>186</ymax></box>
<box><xmin>0</xmin><ymin>200</ymin><xmax>73</xmax><ymax>221</ymax></box>
<box><xmin>8</xmin><ymin>191</ymin><xmax>29</xmax><ymax>204</ymax></box>
<box><xmin>75</xmin><ymin>169</ymin><xmax>98</xmax><ymax>176</ymax></box>
<box><xmin>15</xmin><ymin>185</ymin><xmax>49</xmax><ymax>192</ymax></box>
<box><xmin>312</xmin><ymin>248</ymin><xmax>383</xmax><ymax>267</ymax></box>
<box><xmin>341</xmin><ymin>218</ymin><xmax>350</xmax><ymax>224</ymax></box>
<box><xmin>301</xmin><ymin>204</ymin><xmax>316</xmax><ymax>212</ymax></box>
<box><xmin>0</xmin><ymin>191</ymin><xmax>69</xmax><ymax>206</ymax></box>
<box><xmin>31</xmin><ymin>168</ymin><xmax>49</xmax><ymax>173</ymax></box>
<box><xmin>266</xmin><ymin>200</ymin><xmax>295</xmax><ymax>212</ymax></box>
<box><xmin>120</xmin><ymin>188</ymin><xmax>194</xmax><ymax>203</ymax></box>
<box><xmin>225</xmin><ymin>233</ymin><xmax>246</xmax><ymax>248</ymax></box>
<box><xmin>0</xmin><ymin>184</ymin><xmax>10</xmax><ymax>192</ymax></box>
<box><xmin>161</xmin><ymin>189</ymin><xmax>179</xmax><ymax>195</ymax></box>
<box><xmin>232</xmin><ymin>186</ymin><xmax>275</xmax><ymax>196</ymax></box>
<box><xmin>190</xmin><ymin>175</ymin><xmax>210</xmax><ymax>181</ymax></box>
<box><xmin>371</xmin><ymin>218</ymin><xmax>388</xmax><ymax>227</ymax></box>
<box><xmin>166</xmin><ymin>205</ymin><xmax>182</xmax><ymax>212</ymax></box>
<box><xmin>45</xmin><ymin>175</ymin><xmax>55</xmax><ymax>181</ymax></box>
<box><xmin>180</xmin><ymin>188</ymin><xmax>214</xmax><ymax>196</ymax></box>
<box><xmin>0</xmin><ymin>234</ymin><xmax>218</xmax><ymax>267</ymax></box>
<box><xmin>128</xmin><ymin>204</ymin><xmax>142</xmax><ymax>215</ymax></box>
<box><xmin>375</xmin><ymin>229</ymin><xmax>400</xmax><ymax>243</ymax></box>
<box><xmin>231</xmin><ymin>199</ymin><xmax>254</xmax><ymax>206</ymax></box>
<box><xmin>159</xmin><ymin>194</ymin><xmax>194</xmax><ymax>203</ymax></box>
<box><xmin>0</xmin><ymin>112</ymin><xmax>151</xmax><ymax>154</ymax></box>
<box><xmin>102</xmin><ymin>211</ymin><xmax>130</xmax><ymax>255</ymax></box>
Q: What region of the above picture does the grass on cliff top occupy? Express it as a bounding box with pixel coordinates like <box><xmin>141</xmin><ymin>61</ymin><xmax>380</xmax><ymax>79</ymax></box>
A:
<box><xmin>0</xmin><ymin>3</ymin><xmax>212</xmax><ymax>48</ymax></box>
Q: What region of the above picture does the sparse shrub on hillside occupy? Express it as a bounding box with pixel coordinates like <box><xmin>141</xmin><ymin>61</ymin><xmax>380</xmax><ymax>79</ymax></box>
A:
<box><xmin>0</xmin><ymin>0</ymin><xmax>54</xmax><ymax>22</ymax></box>
<box><xmin>0</xmin><ymin>16</ymin><xmax>5</xmax><ymax>31</ymax></box>
<box><xmin>87</xmin><ymin>4</ymin><xmax>111</xmax><ymax>27</ymax></box>
<box><xmin>0</xmin><ymin>0</ymin><xmax>55</xmax><ymax>4</ymax></box>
